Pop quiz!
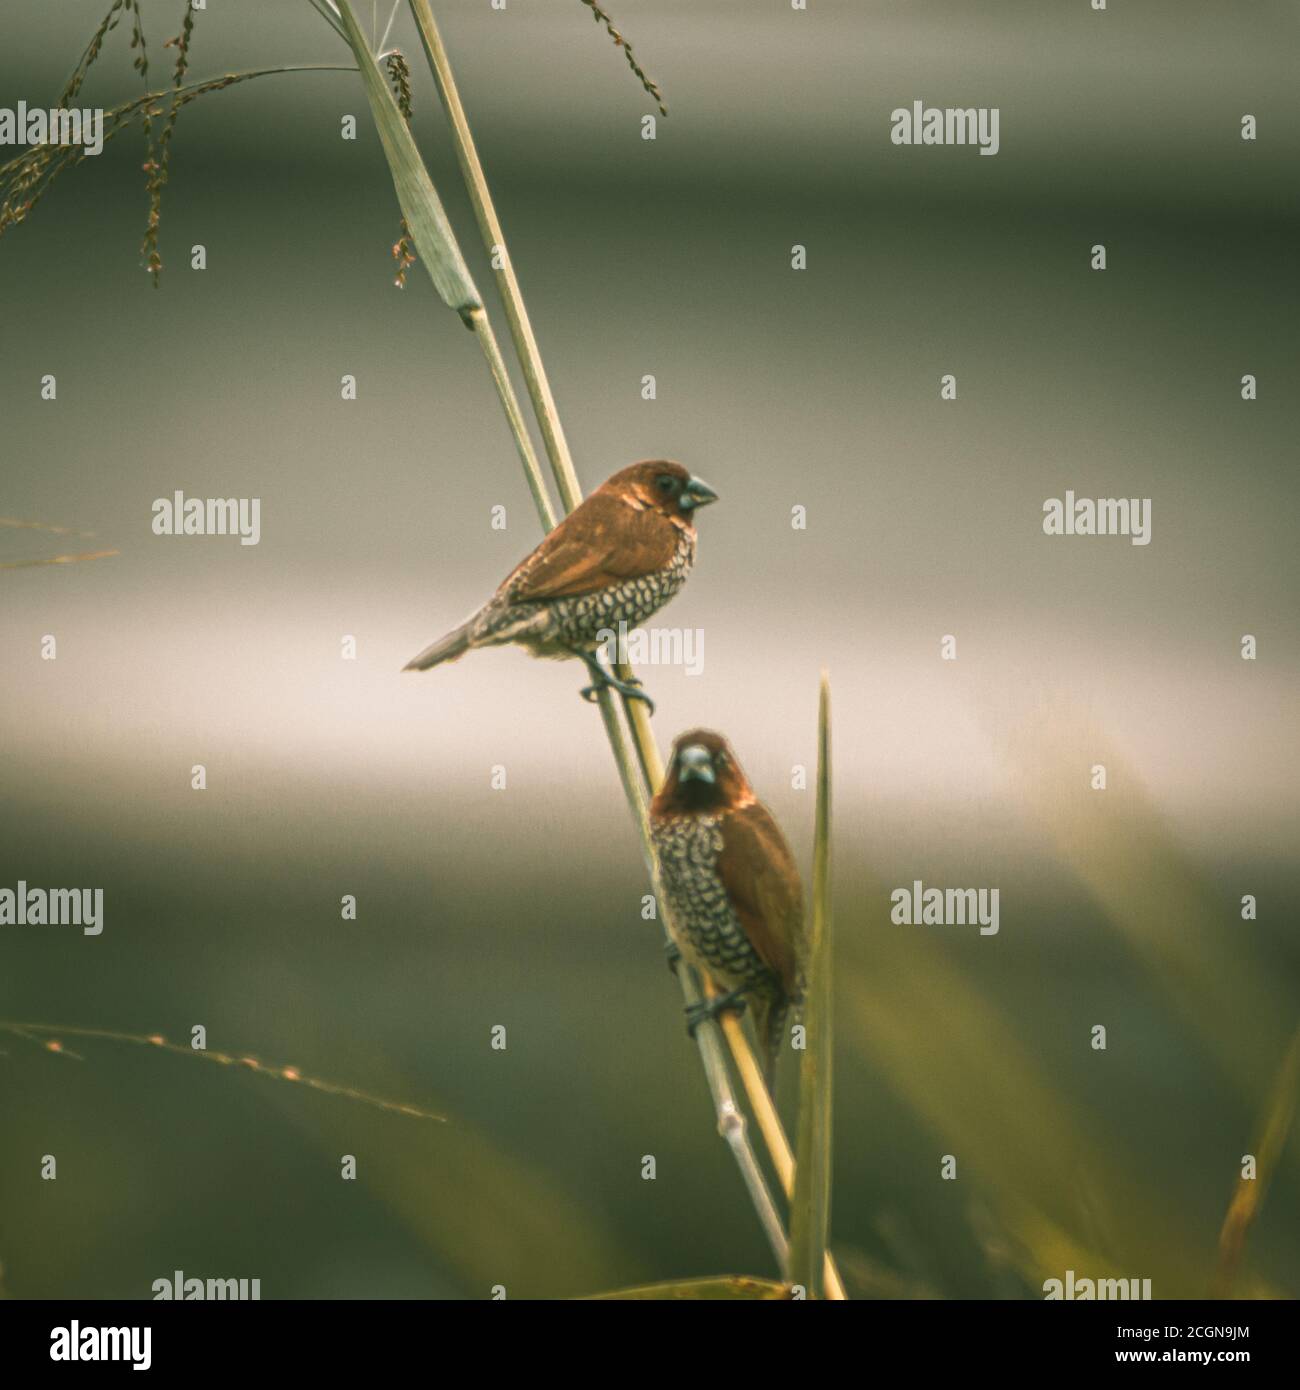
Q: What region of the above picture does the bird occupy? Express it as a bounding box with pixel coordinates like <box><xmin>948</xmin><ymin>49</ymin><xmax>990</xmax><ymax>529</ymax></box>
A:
<box><xmin>403</xmin><ymin>460</ymin><xmax>717</xmax><ymax>712</ymax></box>
<box><xmin>650</xmin><ymin>729</ymin><xmax>806</xmax><ymax>1085</ymax></box>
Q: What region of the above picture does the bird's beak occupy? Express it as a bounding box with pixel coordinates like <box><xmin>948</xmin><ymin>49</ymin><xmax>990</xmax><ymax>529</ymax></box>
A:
<box><xmin>678</xmin><ymin>744</ymin><xmax>716</xmax><ymax>784</ymax></box>
<box><xmin>680</xmin><ymin>476</ymin><xmax>719</xmax><ymax>510</ymax></box>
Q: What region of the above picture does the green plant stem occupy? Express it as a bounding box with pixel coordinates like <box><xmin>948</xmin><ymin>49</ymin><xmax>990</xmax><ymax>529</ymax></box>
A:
<box><xmin>1</xmin><ymin>66</ymin><xmax>360</xmax><ymax>242</ymax></box>
<box><xmin>586</xmin><ymin>1276</ymin><xmax>788</xmax><ymax>1301</ymax></box>
<box><xmin>789</xmin><ymin>672</ymin><xmax>833</xmax><ymax>1296</ymax></box>
<box><xmin>719</xmin><ymin>1006</ymin><xmax>846</xmax><ymax>1299</ymax></box>
<box><xmin>468</xmin><ymin>309</ymin><xmax>559</xmax><ymax>532</ymax></box>
<box><xmin>404</xmin><ymin>0</ymin><xmax>797</xmax><ymax>1276</ymax></box>
<box><xmin>406</xmin><ymin>0</ymin><xmax>663</xmax><ymax>784</ymax></box>
<box><xmin>0</xmin><ymin>1021</ymin><xmax>445</xmax><ymax>1122</ymax></box>
<box><xmin>307</xmin><ymin>0</ymin><xmax>347</xmax><ymax>42</ymax></box>
<box><xmin>2</xmin><ymin>64</ymin><xmax>359</xmax><ymax>182</ymax></box>
<box><xmin>408</xmin><ymin>0</ymin><xmax>582</xmax><ymax>512</ymax></box>
<box><xmin>335</xmin><ymin>1</ymin><xmax>559</xmax><ymax>532</ymax></box>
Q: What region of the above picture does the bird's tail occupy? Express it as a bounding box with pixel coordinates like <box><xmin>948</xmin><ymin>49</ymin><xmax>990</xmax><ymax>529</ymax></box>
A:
<box><xmin>403</xmin><ymin>620</ymin><xmax>473</xmax><ymax>672</ymax></box>
<box><xmin>749</xmin><ymin>993</ymin><xmax>791</xmax><ymax>1092</ymax></box>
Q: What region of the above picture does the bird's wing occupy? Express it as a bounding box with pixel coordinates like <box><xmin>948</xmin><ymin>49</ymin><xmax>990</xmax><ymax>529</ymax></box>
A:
<box><xmin>716</xmin><ymin>803</ymin><xmax>805</xmax><ymax>996</ymax></box>
<box><xmin>504</xmin><ymin>490</ymin><xmax>680</xmax><ymax>601</ymax></box>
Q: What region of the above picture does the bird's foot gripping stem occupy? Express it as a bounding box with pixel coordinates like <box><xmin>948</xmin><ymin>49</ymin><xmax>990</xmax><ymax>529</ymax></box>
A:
<box><xmin>577</xmin><ymin>657</ymin><xmax>655</xmax><ymax>715</ymax></box>
<box><xmin>685</xmin><ymin>988</ymin><xmax>748</xmax><ymax>1038</ymax></box>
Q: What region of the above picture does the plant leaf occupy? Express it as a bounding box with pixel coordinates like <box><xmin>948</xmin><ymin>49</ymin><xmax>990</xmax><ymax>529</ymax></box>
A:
<box><xmin>336</xmin><ymin>0</ymin><xmax>481</xmax><ymax>321</ymax></box>
<box><xmin>789</xmin><ymin>671</ymin><xmax>833</xmax><ymax>1296</ymax></box>
<box><xmin>584</xmin><ymin>1276</ymin><xmax>790</xmax><ymax>1301</ymax></box>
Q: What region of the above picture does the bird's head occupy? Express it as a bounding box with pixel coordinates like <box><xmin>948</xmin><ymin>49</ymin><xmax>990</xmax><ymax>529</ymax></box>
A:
<box><xmin>653</xmin><ymin>729</ymin><xmax>755</xmax><ymax>814</ymax></box>
<box><xmin>606</xmin><ymin>460</ymin><xmax>718</xmax><ymax>523</ymax></box>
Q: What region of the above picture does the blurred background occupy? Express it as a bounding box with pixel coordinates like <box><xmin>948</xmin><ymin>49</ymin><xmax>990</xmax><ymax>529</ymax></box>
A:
<box><xmin>1</xmin><ymin>0</ymin><xmax>1297</xmax><ymax>1298</ymax></box>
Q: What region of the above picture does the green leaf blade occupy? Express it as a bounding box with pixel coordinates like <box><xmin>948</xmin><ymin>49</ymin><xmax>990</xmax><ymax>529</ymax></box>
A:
<box><xmin>585</xmin><ymin>1276</ymin><xmax>791</xmax><ymax>1301</ymax></box>
<box><xmin>789</xmin><ymin>671</ymin><xmax>834</xmax><ymax>1296</ymax></box>
<box><xmin>337</xmin><ymin>0</ymin><xmax>481</xmax><ymax>319</ymax></box>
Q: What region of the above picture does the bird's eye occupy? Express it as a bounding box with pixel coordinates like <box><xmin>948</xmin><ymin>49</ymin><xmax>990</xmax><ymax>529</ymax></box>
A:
<box><xmin>656</xmin><ymin>475</ymin><xmax>678</xmax><ymax>494</ymax></box>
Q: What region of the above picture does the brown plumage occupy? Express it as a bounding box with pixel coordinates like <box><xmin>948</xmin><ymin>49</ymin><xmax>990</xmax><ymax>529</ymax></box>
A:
<box><xmin>650</xmin><ymin>729</ymin><xmax>806</xmax><ymax>1084</ymax></box>
<box><xmin>404</xmin><ymin>461</ymin><xmax>717</xmax><ymax>708</ymax></box>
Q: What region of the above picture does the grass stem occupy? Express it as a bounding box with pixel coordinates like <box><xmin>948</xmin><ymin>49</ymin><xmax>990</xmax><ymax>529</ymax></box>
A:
<box><xmin>789</xmin><ymin>673</ymin><xmax>834</xmax><ymax>1296</ymax></box>
<box><xmin>405</xmin><ymin>0</ymin><xmax>804</xmax><ymax>1277</ymax></box>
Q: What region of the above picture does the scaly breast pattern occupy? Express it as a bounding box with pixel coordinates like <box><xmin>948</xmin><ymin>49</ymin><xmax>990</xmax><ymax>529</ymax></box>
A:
<box><xmin>652</xmin><ymin>811</ymin><xmax>773</xmax><ymax>993</ymax></box>
<box><xmin>547</xmin><ymin>527</ymin><xmax>696</xmax><ymax>651</ymax></box>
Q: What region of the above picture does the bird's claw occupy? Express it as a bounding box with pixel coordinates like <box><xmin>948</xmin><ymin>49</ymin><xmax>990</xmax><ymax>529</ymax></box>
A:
<box><xmin>685</xmin><ymin>989</ymin><xmax>748</xmax><ymax>1038</ymax></box>
<box><xmin>624</xmin><ymin>686</ymin><xmax>656</xmax><ymax>715</ymax></box>
<box><xmin>579</xmin><ymin>670</ymin><xmax>656</xmax><ymax>715</ymax></box>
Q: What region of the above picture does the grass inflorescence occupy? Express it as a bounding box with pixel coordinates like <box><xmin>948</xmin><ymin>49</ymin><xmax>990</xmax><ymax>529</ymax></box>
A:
<box><xmin>0</xmin><ymin>1021</ymin><xmax>445</xmax><ymax>1123</ymax></box>
<box><xmin>140</xmin><ymin>1</ymin><xmax>200</xmax><ymax>284</ymax></box>
<box><xmin>0</xmin><ymin>64</ymin><xmax>356</xmax><ymax>245</ymax></box>
<box><xmin>60</xmin><ymin>0</ymin><xmax>130</xmax><ymax>108</ymax></box>
<box><xmin>385</xmin><ymin>50</ymin><xmax>418</xmax><ymax>288</ymax></box>
<box><xmin>580</xmin><ymin>0</ymin><xmax>667</xmax><ymax>117</ymax></box>
<box><xmin>0</xmin><ymin>2</ymin><xmax>356</xmax><ymax>251</ymax></box>
<box><xmin>0</xmin><ymin>515</ymin><xmax>119</xmax><ymax>570</ymax></box>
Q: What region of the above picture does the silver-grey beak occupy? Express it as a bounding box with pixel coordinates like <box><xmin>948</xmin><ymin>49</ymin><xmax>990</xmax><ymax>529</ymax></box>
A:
<box><xmin>680</xmin><ymin>476</ymin><xmax>719</xmax><ymax>510</ymax></box>
<box><xmin>678</xmin><ymin>744</ymin><xmax>716</xmax><ymax>784</ymax></box>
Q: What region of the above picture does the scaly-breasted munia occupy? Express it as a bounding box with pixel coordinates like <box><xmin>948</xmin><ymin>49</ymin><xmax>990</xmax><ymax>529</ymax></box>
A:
<box><xmin>404</xmin><ymin>460</ymin><xmax>717</xmax><ymax>710</ymax></box>
<box><xmin>650</xmin><ymin>729</ymin><xmax>806</xmax><ymax>1083</ymax></box>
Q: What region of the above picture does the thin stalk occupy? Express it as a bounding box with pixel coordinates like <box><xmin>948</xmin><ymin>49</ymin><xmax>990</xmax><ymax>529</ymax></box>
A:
<box><xmin>3</xmin><ymin>63</ymin><xmax>359</xmax><ymax>180</ymax></box>
<box><xmin>407</xmin><ymin>0</ymin><xmax>582</xmax><ymax>511</ymax></box>
<box><xmin>788</xmin><ymin>672</ymin><xmax>834</xmax><ymax>1296</ymax></box>
<box><xmin>689</xmin><ymin>967</ymin><xmax>790</xmax><ymax>1273</ymax></box>
<box><xmin>720</xmin><ymin>1009</ymin><xmax>847</xmax><ymax>1300</ymax></box>
<box><xmin>1</xmin><ymin>65</ymin><xmax>360</xmax><ymax>242</ymax></box>
<box><xmin>469</xmin><ymin>309</ymin><xmax>558</xmax><ymax>532</ymax></box>
<box><xmin>586</xmin><ymin>1276</ymin><xmax>788</xmax><ymax>1301</ymax></box>
<box><xmin>307</xmin><ymin>0</ymin><xmax>347</xmax><ymax>42</ymax></box>
<box><xmin>336</xmin><ymin>1</ymin><xmax>558</xmax><ymax>530</ymax></box>
<box><xmin>377</xmin><ymin>0</ymin><xmax>403</xmax><ymax>55</ymax></box>
<box><xmin>406</xmin><ymin>0</ymin><xmax>663</xmax><ymax>778</ymax></box>
<box><xmin>0</xmin><ymin>1021</ymin><xmax>445</xmax><ymax>1122</ymax></box>
<box><xmin>406</xmin><ymin>0</ymin><xmax>833</xmax><ymax>1289</ymax></box>
<box><xmin>0</xmin><ymin>549</ymin><xmax>119</xmax><ymax>571</ymax></box>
